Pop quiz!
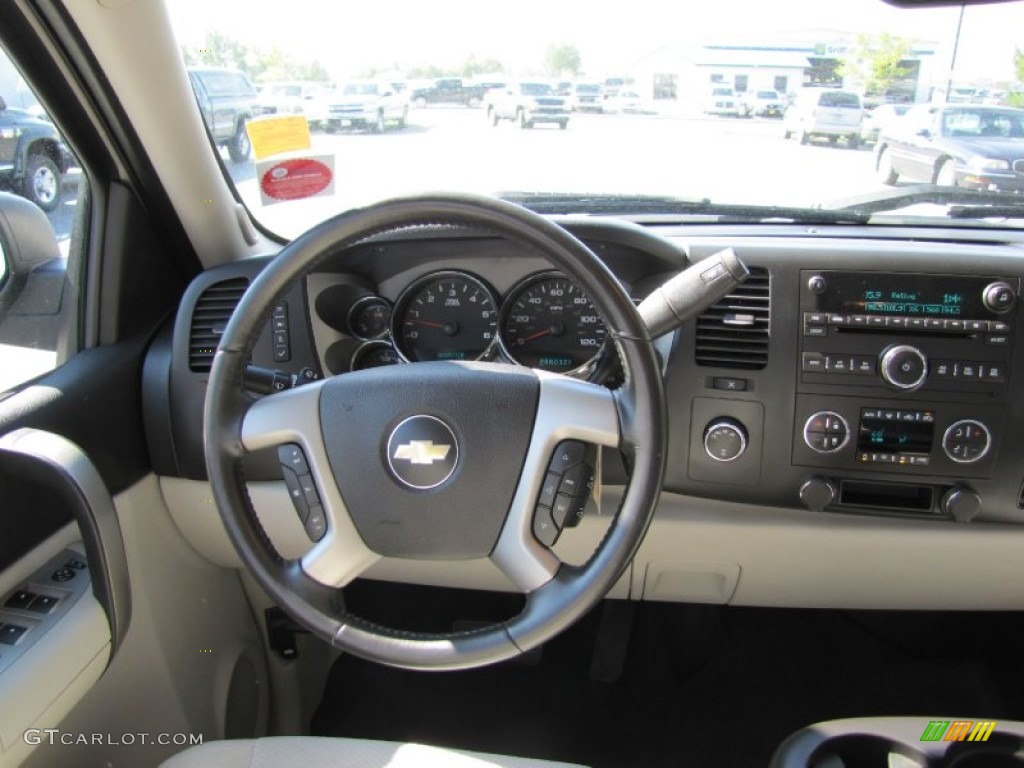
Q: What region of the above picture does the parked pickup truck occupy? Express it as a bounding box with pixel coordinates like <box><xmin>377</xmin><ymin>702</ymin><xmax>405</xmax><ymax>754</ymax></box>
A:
<box><xmin>0</xmin><ymin>97</ymin><xmax>74</xmax><ymax>212</ymax></box>
<box><xmin>187</xmin><ymin>67</ymin><xmax>259</xmax><ymax>162</ymax></box>
<box><xmin>486</xmin><ymin>82</ymin><xmax>570</xmax><ymax>129</ymax></box>
<box><xmin>410</xmin><ymin>78</ymin><xmax>488</xmax><ymax>108</ymax></box>
<box><xmin>325</xmin><ymin>82</ymin><xmax>408</xmax><ymax>133</ymax></box>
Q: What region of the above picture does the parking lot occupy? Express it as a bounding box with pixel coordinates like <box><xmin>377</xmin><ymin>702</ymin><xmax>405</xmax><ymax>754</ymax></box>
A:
<box><xmin>47</xmin><ymin>107</ymin><xmax>892</xmax><ymax>241</ymax></box>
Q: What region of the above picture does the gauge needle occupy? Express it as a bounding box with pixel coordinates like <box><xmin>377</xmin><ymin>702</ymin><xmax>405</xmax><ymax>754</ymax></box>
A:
<box><xmin>408</xmin><ymin>319</ymin><xmax>444</xmax><ymax>329</ymax></box>
<box><xmin>521</xmin><ymin>329</ymin><xmax>551</xmax><ymax>343</ymax></box>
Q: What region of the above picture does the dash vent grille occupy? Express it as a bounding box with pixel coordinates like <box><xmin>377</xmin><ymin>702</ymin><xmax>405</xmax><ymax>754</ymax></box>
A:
<box><xmin>695</xmin><ymin>267</ymin><xmax>770</xmax><ymax>370</ymax></box>
<box><xmin>188</xmin><ymin>278</ymin><xmax>249</xmax><ymax>373</ymax></box>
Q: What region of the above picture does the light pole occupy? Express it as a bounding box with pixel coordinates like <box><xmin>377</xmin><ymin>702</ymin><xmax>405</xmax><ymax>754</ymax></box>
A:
<box><xmin>944</xmin><ymin>3</ymin><xmax>966</xmax><ymax>102</ymax></box>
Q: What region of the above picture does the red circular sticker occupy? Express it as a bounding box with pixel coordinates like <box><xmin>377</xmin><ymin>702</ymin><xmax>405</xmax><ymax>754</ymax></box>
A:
<box><xmin>260</xmin><ymin>158</ymin><xmax>333</xmax><ymax>201</ymax></box>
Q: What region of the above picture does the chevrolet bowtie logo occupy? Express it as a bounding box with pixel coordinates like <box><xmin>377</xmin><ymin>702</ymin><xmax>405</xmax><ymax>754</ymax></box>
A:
<box><xmin>393</xmin><ymin>440</ymin><xmax>452</xmax><ymax>465</ymax></box>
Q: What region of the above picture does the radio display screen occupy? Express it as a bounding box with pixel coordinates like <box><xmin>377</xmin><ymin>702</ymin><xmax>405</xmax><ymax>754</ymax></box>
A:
<box><xmin>805</xmin><ymin>273</ymin><xmax>1001</xmax><ymax>318</ymax></box>
<box><xmin>857</xmin><ymin>411</ymin><xmax>934</xmax><ymax>454</ymax></box>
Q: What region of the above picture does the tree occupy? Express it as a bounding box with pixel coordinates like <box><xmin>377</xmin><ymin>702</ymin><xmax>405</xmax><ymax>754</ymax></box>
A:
<box><xmin>544</xmin><ymin>44</ymin><xmax>581</xmax><ymax>78</ymax></box>
<box><xmin>839</xmin><ymin>34</ymin><xmax>913</xmax><ymax>98</ymax></box>
<box><xmin>1009</xmin><ymin>48</ymin><xmax>1024</xmax><ymax>108</ymax></box>
<box><xmin>181</xmin><ymin>32</ymin><xmax>330</xmax><ymax>83</ymax></box>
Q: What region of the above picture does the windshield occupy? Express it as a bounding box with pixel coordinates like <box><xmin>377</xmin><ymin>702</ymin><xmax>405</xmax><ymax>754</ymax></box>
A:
<box><xmin>171</xmin><ymin>0</ymin><xmax>1024</xmax><ymax>235</ymax></box>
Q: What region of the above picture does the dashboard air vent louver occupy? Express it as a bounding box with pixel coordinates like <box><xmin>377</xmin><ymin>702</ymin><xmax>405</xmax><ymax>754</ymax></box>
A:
<box><xmin>695</xmin><ymin>267</ymin><xmax>770</xmax><ymax>370</ymax></box>
<box><xmin>188</xmin><ymin>278</ymin><xmax>249</xmax><ymax>373</ymax></box>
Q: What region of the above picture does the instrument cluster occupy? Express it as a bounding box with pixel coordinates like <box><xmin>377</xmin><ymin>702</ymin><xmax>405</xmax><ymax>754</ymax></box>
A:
<box><xmin>330</xmin><ymin>269</ymin><xmax>610</xmax><ymax>379</ymax></box>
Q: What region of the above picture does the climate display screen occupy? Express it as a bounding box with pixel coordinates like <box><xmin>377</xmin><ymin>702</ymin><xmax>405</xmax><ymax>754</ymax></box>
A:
<box><xmin>806</xmin><ymin>272</ymin><xmax>999</xmax><ymax>318</ymax></box>
<box><xmin>857</xmin><ymin>411</ymin><xmax>934</xmax><ymax>454</ymax></box>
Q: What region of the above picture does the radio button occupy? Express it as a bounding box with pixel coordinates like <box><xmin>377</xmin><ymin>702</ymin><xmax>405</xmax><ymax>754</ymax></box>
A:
<box><xmin>933</xmin><ymin>360</ymin><xmax>954</xmax><ymax>378</ymax></box>
<box><xmin>867</xmin><ymin>316</ymin><xmax>886</xmax><ymax>327</ymax></box>
<box><xmin>946</xmin><ymin>320</ymin><xmax>966</xmax><ymax>332</ymax></box>
<box><xmin>984</xmin><ymin>364</ymin><xmax>1005</xmax><ymax>382</ymax></box>
<box><xmin>985</xmin><ymin>334</ymin><xmax>1009</xmax><ymax>346</ymax></box>
<box><xmin>802</xmin><ymin>352</ymin><xmax>826</xmax><ymax>373</ymax></box>
<box><xmin>926</xmin><ymin>319</ymin><xmax>945</xmax><ymax>330</ymax></box>
<box><xmin>804</xmin><ymin>324</ymin><xmax>827</xmax><ymax>337</ymax></box>
<box><xmin>885</xmin><ymin>317</ymin><xmax>908</xmax><ymax>329</ymax></box>
<box><xmin>828</xmin><ymin>314</ymin><xmax>847</xmax><ymax>325</ymax></box>
<box><xmin>804</xmin><ymin>312</ymin><xmax>827</xmax><ymax>324</ymax></box>
<box><xmin>826</xmin><ymin>356</ymin><xmax>850</xmax><ymax>373</ymax></box>
<box><xmin>959</xmin><ymin>363</ymin><xmax>978</xmax><ymax>379</ymax></box>
<box><xmin>908</xmin><ymin>318</ymin><xmax>927</xmax><ymax>331</ymax></box>
<box><xmin>851</xmin><ymin>356</ymin><xmax>875</xmax><ymax>375</ymax></box>
<box><xmin>988</xmin><ymin>321</ymin><xmax>1011</xmax><ymax>334</ymax></box>
<box><xmin>849</xmin><ymin>315</ymin><xmax>868</xmax><ymax>327</ymax></box>
<box><xmin>966</xmin><ymin>320</ymin><xmax>987</xmax><ymax>333</ymax></box>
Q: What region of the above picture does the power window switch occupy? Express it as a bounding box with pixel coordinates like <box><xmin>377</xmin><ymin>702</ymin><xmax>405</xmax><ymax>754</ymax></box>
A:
<box><xmin>28</xmin><ymin>595</ymin><xmax>59</xmax><ymax>614</ymax></box>
<box><xmin>0</xmin><ymin>624</ymin><xmax>27</xmax><ymax>645</ymax></box>
<box><xmin>4</xmin><ymin>590</ymin><xmax>35</xmax><ymax>610</ymax></box>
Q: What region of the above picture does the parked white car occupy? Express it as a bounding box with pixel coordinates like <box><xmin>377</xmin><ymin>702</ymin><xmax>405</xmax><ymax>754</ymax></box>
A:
<box><xmin>324</xmin><ymin>81</ymin><xmax>409</xmax><ymax>133</ymax></box>
<box><xmin>704</xmin><ymin>86</ymin><xmax>740</xmax><ymax>117</ymax></box>
<box><xmin>254</xmin><ymin>81</ymin><xmax>329</xmax><ymax>124</ymax></box>
<box><xmin>783</xmin><ymin>88</ymin><xmax>864</xmax><ymax>147</ymax></box>
<box><xmin>741</xmin><ymin>89</ymin><xmax>785</xmax><ymax>118</ymax></box>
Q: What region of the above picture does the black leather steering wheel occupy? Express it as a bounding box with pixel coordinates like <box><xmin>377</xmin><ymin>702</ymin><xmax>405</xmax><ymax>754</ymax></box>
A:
<box><xmin>205</xmin><ymin>193</ymin><xmax>666</xmax><ymax>670</ymax></box>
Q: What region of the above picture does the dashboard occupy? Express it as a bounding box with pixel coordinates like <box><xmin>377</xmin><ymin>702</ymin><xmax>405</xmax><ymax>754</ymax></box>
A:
<box><xmin>142</xmin><ymin>217</ymin><xmax>1024</xmax><ymax>611</ymax></box>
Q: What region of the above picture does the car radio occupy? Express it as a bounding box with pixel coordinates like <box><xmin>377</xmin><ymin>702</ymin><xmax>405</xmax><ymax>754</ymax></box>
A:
<box><xmin>798</xmin><ymin>271</ymin><xmax>1017</xmax><ymax>394</ymax></box>
<box><xmin>793</xmin><ymin>271</ymin><xmax>1018</xmax><ymax>480</ymax></box>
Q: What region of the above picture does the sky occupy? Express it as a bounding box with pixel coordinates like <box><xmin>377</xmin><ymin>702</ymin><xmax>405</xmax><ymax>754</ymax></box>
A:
<box><xmin>168</xmin><ymin>0</ymin><xmax>1024</xmax><ymax>84</ymax></box>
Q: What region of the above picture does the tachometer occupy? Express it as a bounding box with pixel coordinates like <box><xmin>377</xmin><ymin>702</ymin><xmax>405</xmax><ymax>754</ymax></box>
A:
<box><xmin>392</xmin><ymin>271</ymin><xmax>499</xmax><ymax>362</ymax></box>
<box><xmin>500</xmin><ymin>272</ymin><xmax>607</xmax><ymax>374</ymax></box>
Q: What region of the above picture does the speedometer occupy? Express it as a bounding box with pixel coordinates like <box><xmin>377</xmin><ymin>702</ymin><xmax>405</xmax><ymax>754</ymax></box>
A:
<box><xmin>392</xmin><ymin>271</ymin><xmax>499</xmax><ymax>362</ymax></box>
<box><xmin>500</xmin><ymin>272</ymin><xmax>607</xmax><ymax>374</ymax></box>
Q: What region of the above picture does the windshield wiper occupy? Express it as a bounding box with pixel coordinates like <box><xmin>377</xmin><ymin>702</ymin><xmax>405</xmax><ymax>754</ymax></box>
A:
<box><xmin>499</xmin><ymin>191</ymin><xmax>871</xmax><ymax>224</ymax></box>
<box><xmin>828</xmin><ymin>185</ymin><xmax>1024</xmax><ymax>218</ymax></box>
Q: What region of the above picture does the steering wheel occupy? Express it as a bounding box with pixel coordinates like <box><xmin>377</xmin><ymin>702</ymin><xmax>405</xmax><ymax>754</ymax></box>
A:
<box><xmin>205</xmin><ymin>193</ymin><xmax>666</xmax><ymax>670</ymax></box>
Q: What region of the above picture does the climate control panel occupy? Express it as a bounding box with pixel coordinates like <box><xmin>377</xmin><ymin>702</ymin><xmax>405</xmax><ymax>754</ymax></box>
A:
<box><xmin>794</xmin><ymin>395</ymin><xmax>1002</xmax><ymax>479</ymax></box>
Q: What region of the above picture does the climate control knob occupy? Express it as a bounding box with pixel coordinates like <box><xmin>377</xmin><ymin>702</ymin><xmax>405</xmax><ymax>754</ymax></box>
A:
<box><xmin>879</xmin><ymin>345</ymin><xmax>928</xmax><ymax>391</ymax></box>
<box><xmin>703</xmin><ymin>418</ymin><xmax>748</xmax><ymax>462</ymax></box>
<box><xmin>803</xmin><ymin>411</ymin><xmax>849</xmax><ymax>454</ymax></box>
<box><xmin>942</xmin><ymin>419</ymin><xmax>991</xmax><ymax>464</ymax></box>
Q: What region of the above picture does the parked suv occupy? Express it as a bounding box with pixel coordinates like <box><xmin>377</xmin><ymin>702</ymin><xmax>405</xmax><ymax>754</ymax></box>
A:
<box><xmin>487</xmin><ymin>82</ymin><xmax>569</xmax><ymax>129</ymax></box>
<box><xmin>0</xmin><ymin>97</ymin><xmax>73</xmax><ymax>211</ymax></box>
<box><xmin>783</xmin><ymin>87</ymin><xmax>863</xmax><ymax>147</ymax></box>
<box><xmin>324</xmin><ymin>82</ymin><xmax>408</xmax><ymax>133</ymax></box>
<box><xmin>187</xmin><ymin>67</ymin><xmax>258</xmax><ymax>162</ymax></box>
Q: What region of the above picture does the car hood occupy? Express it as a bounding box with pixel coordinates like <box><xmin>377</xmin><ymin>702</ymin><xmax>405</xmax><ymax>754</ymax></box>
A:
<box><xmin>941</xmin><ymin>136</ymin><xmax>1024</xmax><ymax>160</ymax></box>
<box><xmin>0</xmin><ymin>109</ymin><xmax>55</xmax><ymax>131</ymax></box>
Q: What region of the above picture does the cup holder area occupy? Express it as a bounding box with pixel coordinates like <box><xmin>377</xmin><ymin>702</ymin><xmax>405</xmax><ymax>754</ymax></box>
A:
<box><xmin>772</xmin><ymin>719</ymin><xmax>1024</xmax><ymax>768</ymax></box>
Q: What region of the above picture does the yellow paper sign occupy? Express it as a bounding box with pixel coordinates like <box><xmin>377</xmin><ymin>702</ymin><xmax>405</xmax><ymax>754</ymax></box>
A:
<box><xmin>245</xmin><ymin>116</ymin><xmax>312</xmax><ymax>160</ymax></box>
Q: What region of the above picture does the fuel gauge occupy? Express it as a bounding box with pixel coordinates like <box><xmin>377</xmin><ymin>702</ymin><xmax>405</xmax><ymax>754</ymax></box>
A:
<box><xmin>351</xmin><ymin>341</ymin><xmax>402</xmax><ymax>371</ymax></box>
<box><xmin>347</xmin><ymin>296</ymin><xmax>392</xmax><ymax>340</ymax></box>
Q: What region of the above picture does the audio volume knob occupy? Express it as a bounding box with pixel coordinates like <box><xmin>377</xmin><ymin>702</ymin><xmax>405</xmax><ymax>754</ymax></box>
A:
<box><xmin>983</xmin><ymin>281</ymin><xmax>1016</xmax><ymax>314</ymax></box>
<box><xmin>703</xmin><ymin>418</ymin><xmax>748</xmax><ymax>462</ymax></box>
<box><xmin>879</xmin><ymin>345</ymin><xmax>928</xmax><ymax>391</ymax></box>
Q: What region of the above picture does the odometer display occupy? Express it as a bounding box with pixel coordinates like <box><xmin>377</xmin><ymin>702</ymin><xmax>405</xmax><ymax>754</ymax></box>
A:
<box><xmin>393</xmin><ymin>271</ymin><xmax>499</xmax><ymax>362</ymax></box>
<box><xmin>500</xmin><ymin>273</ymin><xmax>607</xmax><ymax>373</ymax></box>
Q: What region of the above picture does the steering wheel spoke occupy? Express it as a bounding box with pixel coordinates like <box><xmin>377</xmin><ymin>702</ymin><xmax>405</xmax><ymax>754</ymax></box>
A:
<box><xmin>240</xmin><ymin>382</ymin><xmax>380</xmax><ymax>587</ymax></box>
<box><xmin>491</xmin><ymin>373</ymin><xmax>620</xmax><ymax>593</ymax></box>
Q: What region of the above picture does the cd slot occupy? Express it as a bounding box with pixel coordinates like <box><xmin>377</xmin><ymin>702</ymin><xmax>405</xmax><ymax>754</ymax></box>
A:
<box><xmin>837</xmin><ymin>479</ymin><xmax>936</xmax><ymax>515</ymax></box>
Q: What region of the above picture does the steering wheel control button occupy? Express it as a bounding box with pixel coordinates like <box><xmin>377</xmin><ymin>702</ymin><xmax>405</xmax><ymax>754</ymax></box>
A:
<box><xmin>551</xmin><ymin>494</ymin><xmax>587</xmax><ymax>529</ymax></box>
<box><xmin>703</xmin><ymin>419</ymin><xmax>748</xmax><ymax>462</ymax></box>
<box><xmin>942</xmin><ymin>420</ymin><xmax>992</xmax><ymax>464</ymax></box>
<box><xmin>281</xmin><ymin>466</ymin><xmax>310</xmax><ymax>523</ymax></box>
<box><xmin>803</xmin><ymin>411</ymin><xmax>849</xmax><ymax>454</ymax></box>
<box><xmin>298</xmin><ymin>475</ymin><xmax>320</xmax><ymax>507</ymax></box>
<box><xmin>278</xmin><ymin>444</ymin><xmax>310</xmax><ymax>475</ymax></box>
<box><xmin>559</xmin><ymin>463</ymin><xmax>595</xmax><ymax>498</ymax></box>
<box><xmin>532</xmin><ymin>505</ymin><xmax>559</xmax><ymax>547</ymax></box>
<box><xmin>51</xmin><ymin>568</ymin><xmax>76</xmax><ymax>583</ymax></box>
<box><xmin>304</xmin><ymin>504</ymin><xmax>327</xmax><ymax>542</ymax></box>
<box><xmin>548</xmin><ymin>440</ymin><xmax>586</xmax><ymax>474</ymax></box>
<box><xmin>983</xmin><ymin>281</ymin><xmax>1017</xmax><ymax>314</ymax></box>
<box><xmin>272</xmin><ymin>301</ymin><xmax>291</xmax><ymax>362</ymax></box>
<box><xmin>386</xmin><ymin>415</ymin><xmax>459</xmax><ymax>490</ymax></box>
<box><xmin>538</xmin><ymin>473</ymin><xmax>560</xmax><ymax>507</ymax></box>
<box><xmin>880</xmin><ymin>345</ymin><xmax>928</xmax><ymax>391</ymax></box>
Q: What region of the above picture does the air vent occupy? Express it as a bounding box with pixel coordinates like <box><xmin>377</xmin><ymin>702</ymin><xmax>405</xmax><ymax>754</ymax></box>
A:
<box><xmin>695</xmin><ymin>267</ymin><xmax>770</xmax><ymax>370</ymax></box>
<box><xmin>188</xmin><ymin>278</ymin><xmax>249</xmax><ymax>373</ymax></box>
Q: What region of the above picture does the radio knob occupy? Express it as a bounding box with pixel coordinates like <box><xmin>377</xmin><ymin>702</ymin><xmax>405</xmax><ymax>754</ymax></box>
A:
<box><xmin>704</xmin><ymin>418</ymin><xmax>748</xmax><ymax>462</ymax></box>
<box><xmin>982</xmin><ymin>281</ymin><xmax>1016</xmax><ymax>314</ymax></box>
<box><xmin>941</xmin><ymin>487</ymin><xmax>982</xmax><ymax>522</ymax></box>
<box><xmin>879</xmin><ymin>345</ymin><xmax>928</xmax><ymax>391</ymax></box>
<box><xmin>799</xmin><ymin>477</ymin><xmax>836</xmax><ymax>512</ymax></box>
